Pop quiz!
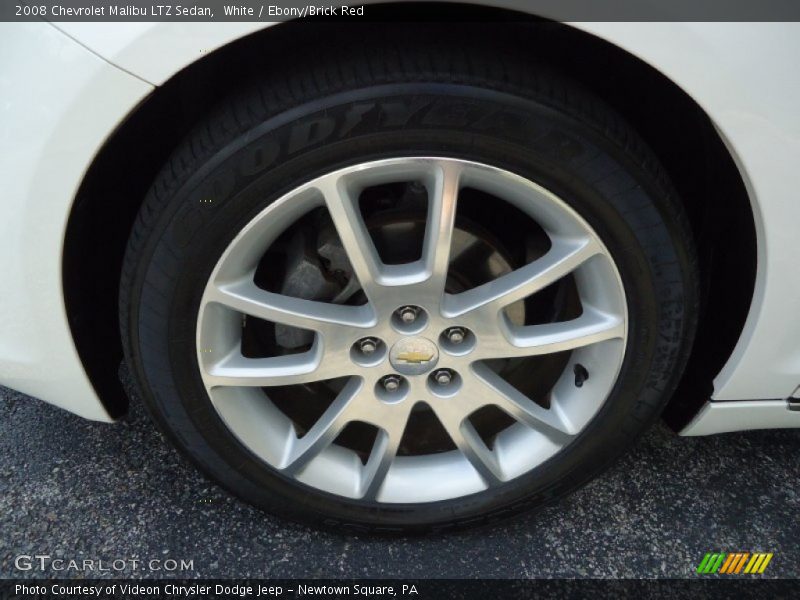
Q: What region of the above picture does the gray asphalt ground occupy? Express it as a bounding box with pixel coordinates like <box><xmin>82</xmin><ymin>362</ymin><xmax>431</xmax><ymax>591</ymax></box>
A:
<box><xmin>1</xmin><ymin>379</ymin><xmax>799</xmax><ymax>580</ymax></box>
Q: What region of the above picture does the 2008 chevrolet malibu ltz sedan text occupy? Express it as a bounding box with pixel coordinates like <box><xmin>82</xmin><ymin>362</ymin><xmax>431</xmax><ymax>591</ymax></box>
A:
<box><xmin>1</xmin><ymin>9</ymin><xmax>799</xmax><ymax>533</ymax></box>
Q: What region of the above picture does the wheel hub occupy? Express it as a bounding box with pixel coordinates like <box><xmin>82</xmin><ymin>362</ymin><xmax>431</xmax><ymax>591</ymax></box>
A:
<box><xmin>388</xmin><ymin>336</ymin><xmax>440</xmax><ymax>376</ymax></box>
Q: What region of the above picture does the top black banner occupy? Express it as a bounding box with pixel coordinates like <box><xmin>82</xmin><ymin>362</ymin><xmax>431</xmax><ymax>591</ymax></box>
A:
<box><xmin>3</xmin><ymin>0</ymin><xmax>800</xmax><ymax>22</ymax></box>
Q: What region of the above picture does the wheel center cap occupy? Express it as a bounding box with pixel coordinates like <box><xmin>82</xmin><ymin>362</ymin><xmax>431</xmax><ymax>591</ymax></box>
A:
<box><xmin>389</xmin><ymin>337</ymin><xmax>439</xmax><ymax>376</ymax></box>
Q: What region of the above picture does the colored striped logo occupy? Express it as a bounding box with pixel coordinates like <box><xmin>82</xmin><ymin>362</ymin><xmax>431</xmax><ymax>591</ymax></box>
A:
<box><xmin>696</xmin><ymin>552</ymin><xmax>773</xmax><ymax>574</ymax></box>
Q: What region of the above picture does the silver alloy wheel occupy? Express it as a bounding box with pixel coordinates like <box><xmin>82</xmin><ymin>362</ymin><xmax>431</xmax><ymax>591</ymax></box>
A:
<box><xmin>196</xmin><ymin>157</ymin><xmax>627</xmax><ymax>504</ymax></box>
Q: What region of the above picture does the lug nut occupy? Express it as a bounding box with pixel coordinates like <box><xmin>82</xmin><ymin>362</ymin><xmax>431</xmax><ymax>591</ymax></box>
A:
<box><xmin>397</xmin><ymin>306</ymin><xmax>419</xmax><ymax>324</ymax></box>
<box><xmin>433</xmin><ymin>369</ymin><xmax>454</xmax><ymax>386</ymax></box>
<box><xmin>445</xmin><ymin>327</ymin><xmax>466</xmax><ymax>344</ymax></box>
<box><xmin>381</xmin><ymin>375</ymin><xmax>403</xmax><ymax>393</ymax></box>
<box><xmin>357</xmin><ymin>337</ymin><xmax>379</xmax><ymax>355</ymax></box>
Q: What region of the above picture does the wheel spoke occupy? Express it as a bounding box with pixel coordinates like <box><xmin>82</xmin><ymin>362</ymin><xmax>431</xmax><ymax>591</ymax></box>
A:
<box><xmin>282</xmin><ymin>377</ymin><xmax>363</xmax><ymax>474</ymax></box>
<box><xmin>493</xmin><ymin>306</ymin><xmax>625</xmax><ymax>359</ymax></box>
<box><xmin>444</xmin><ymin>237</ymin><xmax>601</xmax><ymax>317</ymax></box>
<box><xmin>360</xmin><ymin>411</ymin><xmax>410</xmax><ymax>500</ymax></box>
<box><xmin>429</xmin><ymin>402</ymin><xmax>503</xmax><ymax>486</ymax></box>
<box><xmin>420</xmin><ymin>162</ymin><xmax>461</xmax><ymax>296</ymax></box>
<box><xmin>469</xmin><ymin>363</ymin><xmax>575</xmax><ymax>445</ymax></box>
<box><xmin>208</xmin><ymin>279</ymin><xmax>374</xmax><ymax>332</ymax></box>
<box><xmin>317</xmin><ymin>176</ymin><xmax>384</xmax><ymax>304</ymax></box>
<box><xmin>205</xmin><ymin>341</ymin><xmax>351</xmax><ymax>388</ymax></box>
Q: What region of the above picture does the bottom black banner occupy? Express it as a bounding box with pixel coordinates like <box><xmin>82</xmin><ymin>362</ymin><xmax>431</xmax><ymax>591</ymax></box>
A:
<box><xmin>2</xmin><ymin>579</ymin><xmax>800</xmax><ymax>600</ymax></box>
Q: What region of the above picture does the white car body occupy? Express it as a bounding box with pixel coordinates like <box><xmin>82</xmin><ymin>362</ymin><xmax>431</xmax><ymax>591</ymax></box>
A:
<box><xmin>1</xmin><ymin>15</ymin><xmax>799</xmax><ymax>435</ymax></box>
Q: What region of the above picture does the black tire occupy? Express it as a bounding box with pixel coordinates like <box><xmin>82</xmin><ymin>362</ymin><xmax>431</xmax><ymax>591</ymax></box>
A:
<box><xmin>120</xmin><ymin>40</ymin><xmax>698</xmax><ymax>534</ymax></box>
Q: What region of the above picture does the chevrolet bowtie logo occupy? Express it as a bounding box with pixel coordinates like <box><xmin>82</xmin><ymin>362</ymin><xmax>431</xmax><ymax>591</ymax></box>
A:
<box><xmin>396</xmin><ymin>351</ymin><xmax>434</xmax><ymax>364</ymax></box>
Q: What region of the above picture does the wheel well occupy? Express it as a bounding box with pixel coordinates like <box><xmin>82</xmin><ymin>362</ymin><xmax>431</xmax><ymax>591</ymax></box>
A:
<box><xmin>63</xmin><ymin>6</ymin><xmax>756</xmax><ymax>425</ymax></box>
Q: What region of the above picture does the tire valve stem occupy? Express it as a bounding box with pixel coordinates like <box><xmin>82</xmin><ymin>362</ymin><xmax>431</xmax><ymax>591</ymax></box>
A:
<box><xmin>573</xmin><ymin>364</ymin><xmax>589</xmax><ymax>388</ymax></box>
<box><xmin>408</xmin><ymin>181</ymin><xmax>427</xmax><ymax>196</ymax></box>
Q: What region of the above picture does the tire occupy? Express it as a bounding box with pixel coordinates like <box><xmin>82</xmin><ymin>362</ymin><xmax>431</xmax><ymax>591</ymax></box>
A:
<box><xmin>120</xmin><ymin>40</ymin><xmax>698</xmax><ymax>534</ymax></box>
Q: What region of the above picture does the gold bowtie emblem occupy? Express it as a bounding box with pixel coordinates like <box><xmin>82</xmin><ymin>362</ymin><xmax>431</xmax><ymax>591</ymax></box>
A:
<box><xmin>396</xmin><ymin>351</ymin><xmax>434</xmax><ymax>364</ymax></box>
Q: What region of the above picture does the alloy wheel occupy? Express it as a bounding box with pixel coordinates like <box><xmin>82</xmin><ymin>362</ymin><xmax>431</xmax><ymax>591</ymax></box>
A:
<box><xmin>196</xmin><ymin>157</ymin><xmax>628</xmax><ymax>504</ymax></box>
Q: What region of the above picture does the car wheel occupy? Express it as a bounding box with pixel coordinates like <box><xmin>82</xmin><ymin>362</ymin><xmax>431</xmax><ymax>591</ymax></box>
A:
<box><xmin>120</xmin><ymin>43</ymin><xmax>697</xmax><ymax>533</ymax></box>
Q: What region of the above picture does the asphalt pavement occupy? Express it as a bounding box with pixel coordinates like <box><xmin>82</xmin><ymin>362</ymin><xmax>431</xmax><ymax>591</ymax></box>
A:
<box><xmin>1</xmin><ymin>378</ymin><xmax>799</xmax><ymax>579</ymax></box>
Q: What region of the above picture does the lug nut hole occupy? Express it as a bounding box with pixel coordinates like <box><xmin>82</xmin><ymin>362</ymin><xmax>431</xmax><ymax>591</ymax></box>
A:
<box><xmin>376</xmin><ymin>374</ymin><xmax>408</xmax><ymax>403</ymax></box>
<box><xmin>391</xmin><ymin>305</ymin><xmax>428</xmax><ymax>334</ymax></box>
<box><xmin>351</xmin><ymin>337</ymin><xmax>386</xmax><ymax>367</ymax></box>
<box><xmin>428</xmin><ymin>369</ymin><xmax>462</xmax><ymax>397</ymax></box>
<box><xmin>439</xmin><ymin>327</ymin><xmax>475</xmax><ymax>356</ymax></box>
